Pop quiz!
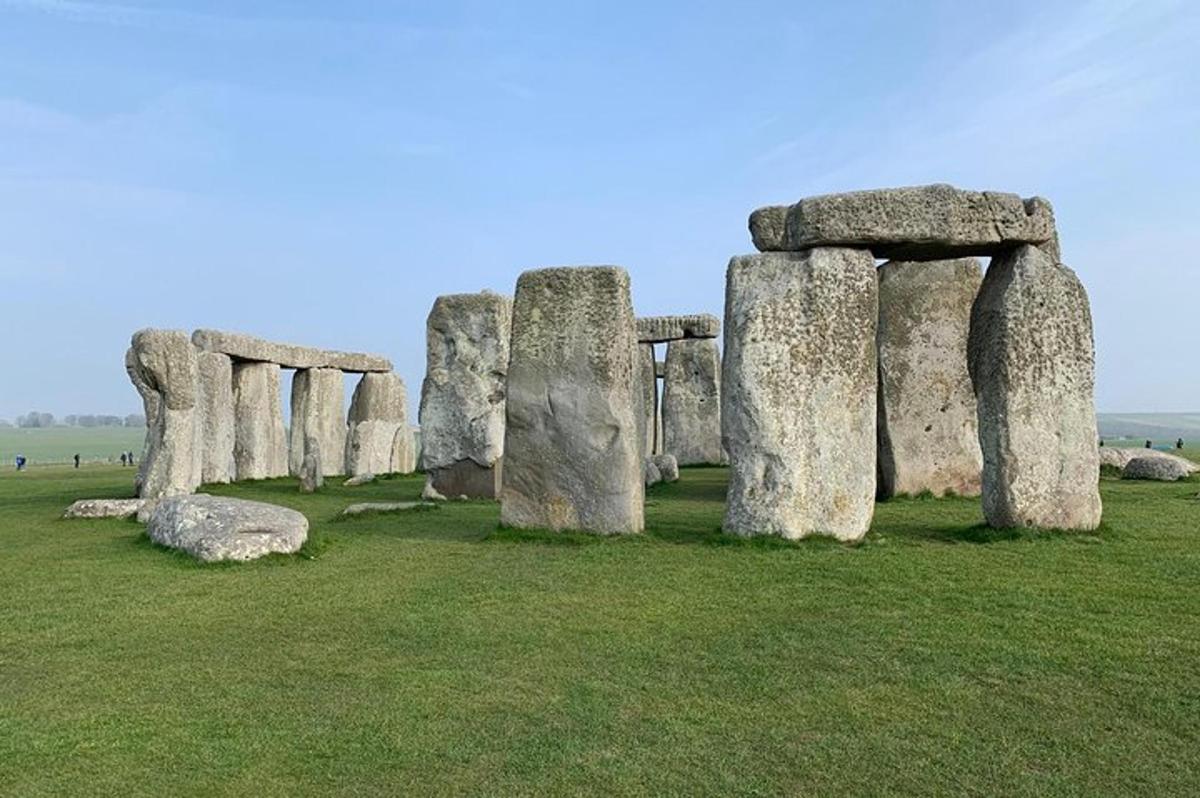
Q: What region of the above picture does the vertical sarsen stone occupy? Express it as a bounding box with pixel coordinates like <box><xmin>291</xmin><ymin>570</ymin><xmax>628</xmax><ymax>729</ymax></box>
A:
<box><xmin>501</xmin><ymin>267</ymin><xmax>644</xmax><ymax>534</ymax></box>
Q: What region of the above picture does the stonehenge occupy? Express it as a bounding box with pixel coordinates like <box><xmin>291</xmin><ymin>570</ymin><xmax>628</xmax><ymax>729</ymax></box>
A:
<box><xmin>876</xmin><ymin>258</ymin><xmax>983</xmax><ymax>498</ymax></box>
<box><xmin>122</xmin><ymin>181</ymin><xmax>1101</xmax><ymax>539</ymax></box>
<box><xmin>126</xmin><ymin>328</ymin><xmax>405</xmax><ymax>497</ymax></box>
<box><xmin>722</xmin><ymin>248</ymin><xmax>880</xmax><ymax>542</ymax></box>
<box><xmin>418</xmin><ymin>291</ymin><xmax>512</xmax><ymax>499</ymax></box>
<box><xmin>501</xmin><ymin>267</ymin><xmax>644</xmax><ymax>534</ymax></box>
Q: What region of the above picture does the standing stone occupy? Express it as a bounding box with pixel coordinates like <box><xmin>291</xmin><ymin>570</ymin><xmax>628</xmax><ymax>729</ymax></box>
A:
<box><xmin>663</xmin><ymin>338</ymin><xmax>726</xmax><ymax>466</ymax></box>
<box><xmin>299</xmin><ymin>436</ymin><xmax>323</xmax><ymax>493</ymax></box>
<box><xmin>418</xmin><ymin>291</ymin><xmax>512</xmax><ymax>499</ymax></box>
<box><xmin>501</xmin><ymin>267</ymin><xmax>644</xmax><ymax>534</ymax></box>
<box><xmin>232</xmin><ymin>362</ymin><xmax>288</xmax><ymax>480</ymax></box>
<box><xmin>197</xmin><ymin>352</ymin><xmax>235</xmax><ymax>484</ymax></box>
<box><xmin>127</xmin><ymin>329</ymin><xmax>202</xmax><ymax>499</ymax></box>
<box><xmin>722</xmin><ymin>248</ymin><xmax>878</xmax><ymax>542</ymax></box>
<box><xmin>637</xmin><ymin>344</ymin><xmax>657</xmax><ymax>459</ymax></box>
<box><xmin>345</xmin><ymin>371</ymin><xmax>414</xmax><ymax>476</ymax></box>
<box><xmin>289</xmin><ymin>368</ymin><xmax>346</xmax><ymax>477</ymax></box>
<box><xmin>876</xmin><ymin>259</ymin><xmax>983</xmax><ymax>498</ymax></box>
<box><xmin>968</xmin><ymin>244</ymin><xmax>1102</xmax><ymax>530</ymax></box>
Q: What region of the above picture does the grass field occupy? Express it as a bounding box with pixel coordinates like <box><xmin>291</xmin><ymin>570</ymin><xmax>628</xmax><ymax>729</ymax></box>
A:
<box><xmin>2</xmin><ymin>463</ymin><xmax>1199</xmax><ymax>796</ymax></box>
<box><xmin>0</xmin><ymin>426</ymin><xmax>147</xmax><ymax>466</ymax></box>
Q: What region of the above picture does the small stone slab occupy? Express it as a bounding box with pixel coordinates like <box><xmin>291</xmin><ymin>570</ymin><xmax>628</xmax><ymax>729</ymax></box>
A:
<box><xmin>636</xmin><ymin>315</ymin><xmax>720</xmax><ymax>343</ymax></box>
<box><xmin>749</xmin><ymin>184</ymin><xmax>1057</xmax><ymax>260</ymax></box>
<box><xmin>147</xmin><ymin>495</ymin><xmax>308</xmax><ymax>562</ymax></box>
<box><xmin>343</xmin><ymin>473</ymin><xmax>377</xmax><ymax>487</ymax></box>
<box><xmin>340</xmin><ymin>502</ymin><xmax>434</xmax><ymax>516</ymax></box>
<box><xmin>192</xmin><ymin>329</ymin><xmax>391</xmax><ymax>373</ymax></box>
<box><xmin>63</xmin><ymin>499</ymin><xmax>146</xmax><ymax>519</ymax></box>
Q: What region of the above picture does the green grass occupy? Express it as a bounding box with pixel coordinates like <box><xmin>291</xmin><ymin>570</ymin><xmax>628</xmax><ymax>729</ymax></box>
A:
<box><xmin>0</xmin><ymin>426</ymin><xmax>147</xmax><ymax>466</ymax></box>
<box><xmin>2</xmin><ymin>465</ymin><xmax>1199</xmax><ymax>796</ymax></box>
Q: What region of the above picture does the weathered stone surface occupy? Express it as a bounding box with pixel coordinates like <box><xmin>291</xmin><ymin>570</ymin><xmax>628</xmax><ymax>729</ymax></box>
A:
<box><xmin>1122</xmin><ymin>456</ymin><xmax>1190</xmax><ymax>482</ymax></box>
<box><xmin>501</xmin><ymin>267</ymin><xmax>644</xmax><ymax>534</ymax></box>
<box><xmin>289</xmin><ymin>368</ymin><xmax>345</xmax><ymax>477</ymax></box>
<box><xmin>128</xmin><ymin>329</ymin><xmax>202</xmax><ymax>499</ymax></box>
<box><xmin>192</xmin><ymin>329</ymin><xmax>391</xmax><ymax>373</ymax></box>
<box><xmin>1098</xmin><ymin>447</ymin><xmax>1198</xmax><ymax>474</ymax></box>
<box><xmin>644</xmin><ymin>458</ymin><xmax>662</xmax><ymax>487</ymax></box>
<box><xmin>655</xmin><ymin>360</ymin><xmax>666</xmax><ymax>379</ymax></box>
<box><xmin>652</xmin><ymin>453</ymin><xmax>679</xmax><ymax>483</ymax></box>
<box><xmin>722</xmin><ymin>248</ymin><xmax>878</xmax><ymax>541</ymax></box>
<box><xmin>343</xmin><ymin>473</ymin><xmax>376</xmax><ymax>487</ymax></box>
<box><xmin>636</xmin><ymin>314</ymin><xmax>721</xmax><ymax>343</ymax></box>
<box><xmin>663</xmin><ymin>338</ymin><xmax>726</xmax><ymax>466</ymax></box>
<box><xmin>299</xmin><ymin>436</ymin><xmax>323</xmax><ymax>493</ymax></box>
<box><xmin>232</xmin><ymin>362</ymin><xmax>288</xmax><ymax>480</ymax></box>
<box><xmin>750</xmin><ymin>184</ymin><xmax>1057</xmax><ymax>260</ymax></box>
<box><xmin>418</xmin><ymin>292</ymin><xmax>512</xmax><ymax>498</ymax></box>
<box><xmin>63</xmin><ymin>498</ymin><xmax>146</xmax><ymax>519</ymax></box>
<box><xmin>877</xmin><ymin>258</ymin><xmax>983</xmax><ymax>498</ymax></box>
<box><xmin>969</xmin><ymin>245</ymin><xmax>1102</xmax><ymax>530</ymax></box>
<box><xmin>197</xmin><ymin>351</ymin><xmax>235</xmax><ymax>484</ymax></box>
<box><xmin>345</xmin><ymin>372</ymin><xmax>413</xmax><ymax>476</ymax></box>
<box><xmin>147</xmin><ymin>495</ymin><xmax>307</xmax><ymax>562</ymax></box>
<box><xmin>637</xmin><ymin>344</ymin><xmax>657</xmax><ymax>459</ymax></box>
<box><xmin>341</xmin><ymin>502</ymin><xmax>433</xmax><ymax>516</ymax></box>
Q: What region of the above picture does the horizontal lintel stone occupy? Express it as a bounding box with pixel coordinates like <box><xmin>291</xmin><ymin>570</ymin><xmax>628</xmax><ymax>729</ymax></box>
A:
<box><xmin>636</xmin><ymin>314</ymin><xmax>720</xmax><ymax>343</ymax></box>
<box><xmin>192</xmin><ymin>329</ymin><xmax>392</xmax><ymax>373</ymax></box>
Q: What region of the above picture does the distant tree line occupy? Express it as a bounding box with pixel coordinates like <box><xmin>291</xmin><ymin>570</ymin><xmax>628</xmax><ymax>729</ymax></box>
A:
<box><xmin>4</xmin><ymin>412</ymin><xmax>146</xmax><ymax>428</ymax></box>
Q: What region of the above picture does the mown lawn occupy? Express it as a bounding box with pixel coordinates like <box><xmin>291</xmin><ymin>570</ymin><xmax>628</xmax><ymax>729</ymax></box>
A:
<box><xmin>1</xmin><ymin>463</ymin><xmax>1198</xmax><ymax>796</ymax></box>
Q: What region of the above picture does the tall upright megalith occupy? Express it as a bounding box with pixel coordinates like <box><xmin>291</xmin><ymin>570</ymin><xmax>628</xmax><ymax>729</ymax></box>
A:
<box><xmin>289</xmin><ymin>368</ymin><xmax>346</xmax><ymax>477</ymax></box>
<box><xmin>662</xmin><ymin>338</ymin><xmax>725</xmax><ymax>466</ymax></box>
<box><xmin>418</xmin><ymin>292</ymin><xmax>512</xmax><ymax>499</ymax></box>
<box><xmin>637</xmin><ymin>344</ymin><xmax>657</xmax><ymax>459</ymax></box>
<box><xmin>197</xmin><ymin>351</ymin><xmax>235</xmax><ymax>484</ymax></box>
<box><xmin>876</xmin><ymin>258</ymin><xmax>983</xmax><ymax>498</ymax></box>
<box><xmin>232</xmin><ymin>362</ymin><xmax>288</xmax><ymax>480</ymax></box>
<box><xmin>968</xmin><ymin>245</ymin><xmax>1102</xmax><ymax>530</ymax></box>
<box><xmin>345</xmin><ymin>371</ymin><xmax>414</xmax><ymax>476</ymax></box>
<box><xmin>127</xmin><ymin>329</ymin><xmax>203</xmax><ymax>498</ymax></box>
<box><xmin>501</xmin><ymin>267</ymin><xmax>644</xmax><ymax>534</ymax></box>
<box><xmin>722</xmin><ymin>248</ymin><xmax>878</xmax><ymax>542</ymax></box>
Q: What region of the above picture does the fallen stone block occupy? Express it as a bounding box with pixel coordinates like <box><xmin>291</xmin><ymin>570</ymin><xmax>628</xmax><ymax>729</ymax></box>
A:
<box><xmin>147</xmin><ymin>495</ymin><xmax>308</xmax><ymax>562</ymax></box>
<box><xmin>63</xmin><ymin>498</ymin><xmax>146</xmax><ymax>519</ymax></box>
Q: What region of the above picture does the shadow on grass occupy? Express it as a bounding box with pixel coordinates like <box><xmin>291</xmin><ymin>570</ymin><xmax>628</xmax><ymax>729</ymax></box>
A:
<box><xmin>487</xmin><ymin>524</ymin><xmax>856</xmax><ymax>550</ymax></box>
<box><xmin>884</xmin><ymin>520</ymin><xmax>1107</xmax><ymax>546</ymax></box>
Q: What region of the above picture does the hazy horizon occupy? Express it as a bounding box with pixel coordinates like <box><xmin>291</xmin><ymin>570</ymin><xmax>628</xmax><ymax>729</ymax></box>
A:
<box><xmin>2</xmin><ymin>0</ymin><xmax>1198</xmax><ymax>418</ymax></box>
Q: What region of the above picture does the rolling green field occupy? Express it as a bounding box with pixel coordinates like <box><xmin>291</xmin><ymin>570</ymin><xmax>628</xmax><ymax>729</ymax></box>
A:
<box><xmin>0</xmin><ymin>426</ymin><xmax>147</xmax><ymax>466</ymax></box>
<box><xmin>2</xmin><ymin>464</ymin><xmax>1199</xmax><ymax>796</ymax></box>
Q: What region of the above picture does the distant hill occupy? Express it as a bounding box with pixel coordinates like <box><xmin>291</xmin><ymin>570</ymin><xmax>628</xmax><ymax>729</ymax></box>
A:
<box><xmin>1098</xmin><ymin>413</ymin><xmax>1200</xmax><ymax>443</ymax></box>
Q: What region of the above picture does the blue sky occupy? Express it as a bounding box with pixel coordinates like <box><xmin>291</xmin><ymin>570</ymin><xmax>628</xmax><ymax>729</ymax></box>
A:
<box><xmin>1</xmin><ymin>0</ymin><xmax>1197</xmax><ymax>419</ymax></box>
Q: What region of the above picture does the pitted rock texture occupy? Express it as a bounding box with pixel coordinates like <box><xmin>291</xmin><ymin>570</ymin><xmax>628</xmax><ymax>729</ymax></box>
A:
<box><xmin>289</xmin><ymin>368</ymin><xmax>346</xmax><ymax>477</ymax></box>
<box><xmin>722</xmin><ymin>248</ymin><xmax>878</xmax><ymax>542</ymax></box>
<box><xmin>1122</xmin><ymin>457</ymin><xmax>1190</xmax><ymax>482</ymax></box>
<box><xmin>232</xmin><ymin>362</ymin><xmax>288</xmax><ymax>480</ymax></box>
<box><xmin>418</xmin><ymin>292</ymin><xmax>512</xmax><ymax>498</ymax></box>
<box><xmin>345</xmin><ymin>372</ymin><xmax>414</xmax><ymax>476</ymax></box>
<box><xmin>750</xmin><ymin>184</ymin><xmax>1057</xmax><ymax>260</ymax></box>
<box><xmin>636</xmin><ymin>314</ymin><xmax>721</xmax><ymax>343</ymax></box>
<box><xmin>192</xmin><ymin>329</ymin><xmax>391</xmax><ymax>373</ymax></box>
<box><xmin>63</xmin><ymin>499</ymin><xmax>146</xmax><ymax>519</ymax></box>
<box><xmin>662</xmin><ymin>338</ymin><xmax>726</xmax><ymax>466</ymax></box>
<box><xmin>877</xmin><ymin>258</ymin><xmax>983</xmax><ymax>498</ymax></box>
<box><xmin>128</xmin><ymin>329</ymin><xmax>202</xmax><ymax>499</ymax></box>
<box><xmin>969</xmin><ymin>245</ymin><xmax>1102</xmax><ymax>530</ymax></box>
<box><xmin>501</xmin><ymin>267</ymin><xmax>644</xmax><ymax>534</ymax></box>
<box><xmin>299</xmin><ymin>436</ymin><xmax>323</xmax><ymax>493</ymax></box>
<box><xmin>147</xmin><ymin>495</ymin><xmax>307</xmax><ymax>562</ymax></box>
<box><xmin>427</xmin><ymin>459</ymin><xmax>503</xmax><ymax>500</ymax></box>
<box><xmin>197</xmin><ymin>351</ymin><xmax>235</xmax><ymax>484</ymax></box>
